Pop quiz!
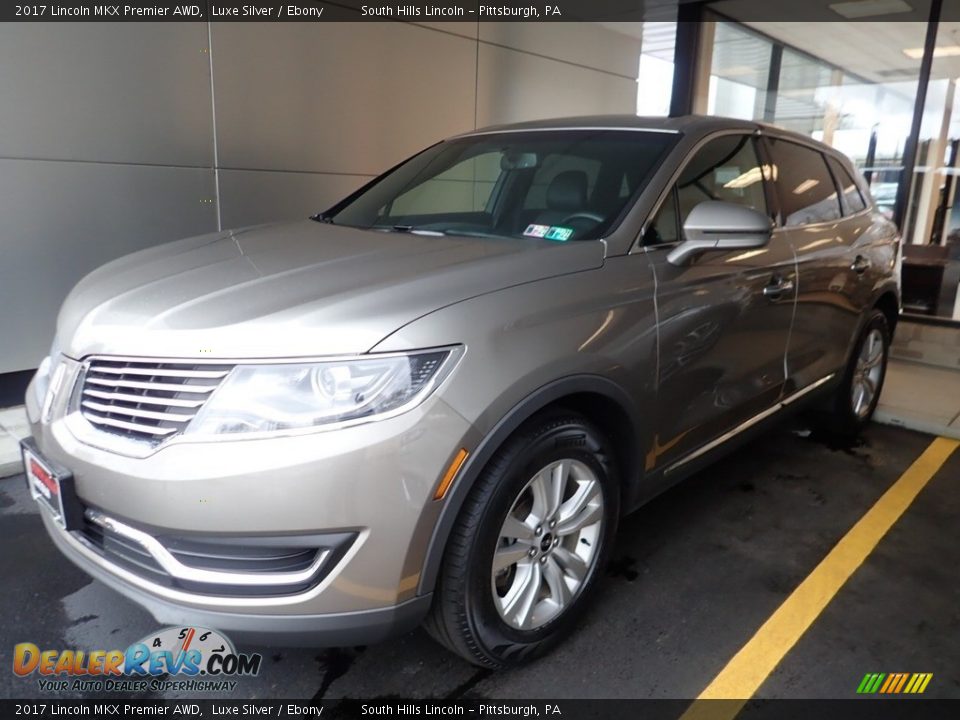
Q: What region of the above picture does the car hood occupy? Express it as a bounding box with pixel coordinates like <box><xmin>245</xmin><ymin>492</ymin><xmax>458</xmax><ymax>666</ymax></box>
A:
<box><xmin>58</xmin><ymin>220</ymin><xmax>605</xmax><ymax>359</ymax></box>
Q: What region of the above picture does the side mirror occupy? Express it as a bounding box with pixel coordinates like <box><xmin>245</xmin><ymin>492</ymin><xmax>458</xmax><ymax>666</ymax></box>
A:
<box><xmin>667</xmin><ymin>201</ymin><xmax>773</xmax><ymax>266</ymax></box>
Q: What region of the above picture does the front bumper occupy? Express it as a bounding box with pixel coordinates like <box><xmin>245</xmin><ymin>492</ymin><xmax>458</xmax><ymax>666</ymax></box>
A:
<box><xmin>41</xmin><ymin>508</ymin><xmax>431</xmax><ymax>646</ymax></box>
<box><xmin>27</xmin><ymin>368</ymin><xmax>476</xmax><ymax>642</ymax></box>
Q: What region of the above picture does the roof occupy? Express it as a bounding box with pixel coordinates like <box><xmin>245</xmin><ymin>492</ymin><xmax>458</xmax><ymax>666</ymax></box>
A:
<box><xmin>453</xmin><ymin>114</ymin><xmax>846</xmax><ymax>160</ymax></box>
<box><xmin>460</xmin><ymin>114</ymin><xmax>761</xmax><ymax>137</ymax></box>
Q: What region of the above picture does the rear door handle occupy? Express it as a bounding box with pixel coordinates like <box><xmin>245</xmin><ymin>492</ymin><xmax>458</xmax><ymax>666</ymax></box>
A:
<box><xmin>851</xmin><ymin>255</ymin><xmax>871</xmax><ymax>274</ymax></box>
<box><xmin>763</xmin><ymin>277</ymin><xmax>795</xmax><ymax>299</ymax></box>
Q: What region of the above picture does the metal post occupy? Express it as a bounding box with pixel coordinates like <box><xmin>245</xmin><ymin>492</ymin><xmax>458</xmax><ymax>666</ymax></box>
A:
<box><xmin>762</xmin><ymin>44</ymin><xmax>783</xmax><ymax>122</ymax></box>
<box><xmin>670</xmin><ymin>1</ymin><xmax>707</xmax><ymax>117</ymax></box>
<box><xmin>893</xmin><ymin>0</ymin><xmax>943</xmax><ymax>234</ymax></box>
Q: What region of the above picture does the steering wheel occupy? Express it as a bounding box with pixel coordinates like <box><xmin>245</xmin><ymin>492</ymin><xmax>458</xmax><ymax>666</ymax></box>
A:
<box><xmin>560</xmin><ymin>211</ymin><xmax>605</xmax><ymax>225</ymax></box>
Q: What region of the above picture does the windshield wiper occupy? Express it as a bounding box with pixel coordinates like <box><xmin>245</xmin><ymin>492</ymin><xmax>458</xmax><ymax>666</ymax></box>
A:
<box><xmin>372</xmin><ymin>224</ymin><xmax>445</xmax><ymax>236</ymax></box>
<box><xmin>310</xmin><ymin>211</ymin><xmax>335</xmax><ymax>224</ymax></box>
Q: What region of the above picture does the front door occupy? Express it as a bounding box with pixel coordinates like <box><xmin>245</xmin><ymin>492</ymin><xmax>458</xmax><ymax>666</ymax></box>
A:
<box><xmin>641</xmin><ymin>133</ymin><xmax>796</xmax><ymax>471</ymax></box>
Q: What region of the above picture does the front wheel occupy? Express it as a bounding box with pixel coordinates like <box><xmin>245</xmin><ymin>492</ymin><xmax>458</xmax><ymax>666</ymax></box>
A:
<box><xmin>424</xmin><ymin>411</ymin><xmax>619</xmax><ymax>668</ymax></box>
<box><xmin>823</xmin><ymin>309</ymin><xmax>890</xmax><ymax>437</ymax></box>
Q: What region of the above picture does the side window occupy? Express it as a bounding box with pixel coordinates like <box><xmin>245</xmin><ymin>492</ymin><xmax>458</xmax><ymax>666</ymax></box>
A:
<box><xmin>645</xmin><ymin>187</ymin><xmax>680</xmax><ymax>245</ymax></box>
<box><xmin>826</xmin><ymin>155</ymin><xmax>868</xmax><ymax>215</ymax></box>
<box><xmin>389</xmin><ymin>151</ymin><xmax>502</xmax><ymax>217</ymax></box>
<box><xmin>767</xmin><ymin>138</ymin><xmax>842</xmax><ymax>226</ymax></box>
<box><xmin>644</xmin><ymin>134</ymin><xmax>767</xmax><ymax>245</ymax></box>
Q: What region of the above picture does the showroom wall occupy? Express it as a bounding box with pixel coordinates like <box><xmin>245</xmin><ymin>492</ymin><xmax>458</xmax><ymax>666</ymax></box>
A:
<box><xmin>0</xmin><ymin>20</ymin><xmax>640</xmax><ymax>374</ymax></box>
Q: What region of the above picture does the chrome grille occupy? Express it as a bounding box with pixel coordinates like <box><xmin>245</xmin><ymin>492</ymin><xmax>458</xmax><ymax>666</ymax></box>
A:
<box><xmin>78</xmin><ymin>359</ymin><xmax>233</xmax><ymax>445</ymax></box>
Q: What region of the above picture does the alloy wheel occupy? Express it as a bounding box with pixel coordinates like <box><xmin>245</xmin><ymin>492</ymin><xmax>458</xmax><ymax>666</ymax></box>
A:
<box><xmin>491</xmin><ymin>459</ymin><xmax>604</xmax><ymax>631</ymax></box>
<box><xmin>851</xmin><ymin>328</ymin><xmax>884</xmax><ymax>418</ymax></box>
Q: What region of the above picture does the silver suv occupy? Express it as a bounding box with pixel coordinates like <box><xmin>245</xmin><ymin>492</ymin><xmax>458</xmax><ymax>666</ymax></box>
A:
<box><xmin>24</xmin><ymin>116</ymin><xmax>899</xmax><ymax>667</ymax></box>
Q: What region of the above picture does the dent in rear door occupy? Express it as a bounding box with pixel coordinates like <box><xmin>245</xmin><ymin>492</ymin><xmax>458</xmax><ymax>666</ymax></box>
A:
<box><xmin>765</xmin><ymin>138</ymin><xmax>865</xmax><ymax>393</ymax></box>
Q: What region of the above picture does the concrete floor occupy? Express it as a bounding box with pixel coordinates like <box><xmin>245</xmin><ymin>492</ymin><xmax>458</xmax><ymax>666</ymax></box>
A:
<box><xmin>1</xmin><ymin>420</ymin><xmax>956</xmax><ymax>701</ymax></box>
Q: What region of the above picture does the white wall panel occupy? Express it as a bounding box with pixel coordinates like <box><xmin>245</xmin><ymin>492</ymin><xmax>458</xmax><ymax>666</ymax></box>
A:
<box><xmin>218</xmin><ymin>170</ymin><xmax>370</xmax><ymax>229</ymax></box>
<box><xmin>0</xmin><ymin>160</ymin><xmax>216</xmax><ymax>372</ymax></box>
<box><xmin>0</xmin><ymin>23</ymin><xmax>213</xmax><ymax>167</ymax></box>
<box><xmin>479</xmin><ymin>23</ymin><xmax>642</xmax><ymax>78</ymax></box>
<box><xmin>476</xmin><ymin>44</ymin><xmax>639</xmax><ymax>127</ymax></box>
<box><xmin>211</xmin><ymin>22</ymin><xmax>477</xmax><ymax>175</ymax></box>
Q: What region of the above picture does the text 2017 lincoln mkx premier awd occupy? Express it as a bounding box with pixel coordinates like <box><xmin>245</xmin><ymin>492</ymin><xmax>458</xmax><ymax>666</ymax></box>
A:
<box><xmin>23</xmin><ymin>116</ymin><xmax>899</xmax><ymax>667</ymax></box>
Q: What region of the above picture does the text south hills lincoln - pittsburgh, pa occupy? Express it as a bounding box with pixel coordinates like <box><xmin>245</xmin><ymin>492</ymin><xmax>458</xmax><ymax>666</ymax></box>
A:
<box><xmin>360</xmin><ymin>5</ymin><xmax>562</xmax><ymax>18</ymax></box>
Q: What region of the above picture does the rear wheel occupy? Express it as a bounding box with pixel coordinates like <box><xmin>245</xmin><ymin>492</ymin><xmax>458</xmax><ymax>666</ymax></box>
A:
<box><xmin>425</xmin><ymin>411</ymin><xmax>618</xmax><ymax>668</ymax></box>
<box><xmin>822</xmin><ymin>309</ymin><xmax>890</xmax><ymax>437</ymax></box>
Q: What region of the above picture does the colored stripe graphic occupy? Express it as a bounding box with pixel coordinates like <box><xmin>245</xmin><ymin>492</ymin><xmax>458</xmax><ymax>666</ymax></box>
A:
<box><xmin>857</xmin><ymin>672</ymin><xmax>932</xmax><ymax>694</ymax></box>
<box><xmin>879</xmin><ymin>674</ymin><xmax>895</xmax><ymax>693</ymax></box>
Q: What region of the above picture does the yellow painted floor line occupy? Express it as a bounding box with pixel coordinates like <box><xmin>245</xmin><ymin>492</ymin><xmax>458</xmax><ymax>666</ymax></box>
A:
<box><xmin>680</xmin><ymin>436</ymin><xmax>959</xmax><ymax>720</ymax></box>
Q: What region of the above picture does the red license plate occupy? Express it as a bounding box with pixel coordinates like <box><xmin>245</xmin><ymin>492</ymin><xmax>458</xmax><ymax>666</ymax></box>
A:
<box><xmin>22</xmin><ymin>440</ymin><xmax>81</xmax><ymax>530</ymax></box>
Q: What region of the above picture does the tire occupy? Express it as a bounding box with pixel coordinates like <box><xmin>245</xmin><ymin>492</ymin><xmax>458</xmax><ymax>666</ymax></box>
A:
<box><xmin>822</xmin><ymin>309</ymin><xmax>890</xmax><ymax>437</ymax></box>
<box><xmin>424</xmin><ymin>411</ymin><xmax>619</xmax><ymax>668</ymax></box>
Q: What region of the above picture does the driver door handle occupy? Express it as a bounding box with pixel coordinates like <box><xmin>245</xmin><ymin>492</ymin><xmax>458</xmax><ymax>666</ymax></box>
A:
<box><xmin>763</xmin><ymin>276</ymin><xmax>794</xmax><ymax>299</ymax></box>
<box><xmin>851</xmin><ymin>255</ymin><xmax>871</xmax><ymax>274</ymax></box>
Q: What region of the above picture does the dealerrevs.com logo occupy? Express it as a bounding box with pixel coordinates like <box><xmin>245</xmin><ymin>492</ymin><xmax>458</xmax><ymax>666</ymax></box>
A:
<box><xmin>13</xmin><ymin>626</ymin><xmax>262</xmax><ymax>693</ymax></box>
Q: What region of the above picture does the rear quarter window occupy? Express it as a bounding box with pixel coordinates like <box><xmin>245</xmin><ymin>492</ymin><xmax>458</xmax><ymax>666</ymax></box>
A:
<box><xmin>826</xmin><ymin>155</ymin><xmax>868</xmax><ymax>215</ymax></box>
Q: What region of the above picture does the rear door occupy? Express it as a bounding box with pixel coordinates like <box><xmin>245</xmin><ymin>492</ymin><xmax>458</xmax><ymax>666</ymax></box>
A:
<box><xmin>643</xmin><ymin>132</ymin><xmax>797</xmax><ymax>471</ymax></box>
<box><xmin>764</xmin><ymin>136</ymin><xmax>866</xmax><ymax>392</ymax></box>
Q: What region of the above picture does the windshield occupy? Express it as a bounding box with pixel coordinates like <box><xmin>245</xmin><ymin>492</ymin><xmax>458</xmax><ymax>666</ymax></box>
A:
<box><xmin>325</xmin><ymin>130</ymin><xmax>677</xmax><ymax>242</ymax></box>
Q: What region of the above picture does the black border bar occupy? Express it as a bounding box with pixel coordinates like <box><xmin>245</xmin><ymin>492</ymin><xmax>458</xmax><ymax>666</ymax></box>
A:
<box><xmin>3</xmin><ymin>699</ymin><xmax>960</xmax><ymax>718</ymax></box>
<box><xmin>7</xmin><ymin>0</ymin><xmax>960</xmax><ymax>22</ymax></box>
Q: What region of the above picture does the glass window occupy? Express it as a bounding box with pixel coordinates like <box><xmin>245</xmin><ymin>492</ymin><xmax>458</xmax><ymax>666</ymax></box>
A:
<box><xmin>706</xmin><ymin>22</ymin><xmax>772</xmax><ymax>121</ymax></box>
<box><xmin>826</xmin><ymin>155</ymin><xmax>867</xmax><ymax>215</ymax></box>
<box><xmin>645</xmin><ymin>188</ymin><xmax>680</xmax><ymax>245</ymax></box>
<box><xmin>523</xmin><ymin>155</ymin><xmax>602</xmax><ymax>211</ymax></box>
<box><xmin>697</xmin><ymin>15</ymin><xmax>929</xmax><ymax>227</ymax></box>
<box><xmin>636</xmin><ymin>21</ymin><xmax>678</xmax><ymax>117</ymax></box>
<box><xmin>330</xmin><ymin>130</ymin><xmax>676</xmax><ymax>242</ymax></box>
<box><xmin>766</xmin><ymin>138</ymin><xmax>841</xmax><ymax>227</ymax></box>
<box><xmin>677</xmin><ymin>135</ymin><xmax>768</xmax><ymax>223</ymax></box>
<box><xmin>645</xmin><ymin>134</ymin><xmax>766</xmax><ymax>245</ymax></box>
<box><xmin>390</xmin><ymin>152</ymin><xmax>502</xmax><ymax>216</ymax></box>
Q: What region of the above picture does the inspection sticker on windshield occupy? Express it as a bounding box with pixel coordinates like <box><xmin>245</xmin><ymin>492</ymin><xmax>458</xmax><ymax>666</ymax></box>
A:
<box><xmin>524</xmin><ymin>224</ymin><xmax>573</xmax><ymax>242</ymax></box>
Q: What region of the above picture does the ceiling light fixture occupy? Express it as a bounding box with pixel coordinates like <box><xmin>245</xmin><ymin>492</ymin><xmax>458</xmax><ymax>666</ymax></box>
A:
<box><xmin>829</xmin><ymin>0</ymin><xmax>912</xmax><ymax>19</ymax></box>
<box><xmin>902</xmin><ymin>46</ymin><xmax>960</xmax><ymax>59</ymax></box>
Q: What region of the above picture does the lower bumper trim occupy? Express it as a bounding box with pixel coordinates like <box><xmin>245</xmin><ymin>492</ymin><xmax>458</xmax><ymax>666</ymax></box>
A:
<box><xmin>43</xmin><ymin>510</ymin><xmax>432</xmax><ymax>647</ymax></box>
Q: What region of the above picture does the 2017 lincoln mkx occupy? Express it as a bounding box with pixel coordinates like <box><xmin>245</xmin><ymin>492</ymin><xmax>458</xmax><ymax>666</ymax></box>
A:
<box><xmin>23</xmin><ymin>115</ymin><xmax>900</xmax><ymax>668</ymax></box>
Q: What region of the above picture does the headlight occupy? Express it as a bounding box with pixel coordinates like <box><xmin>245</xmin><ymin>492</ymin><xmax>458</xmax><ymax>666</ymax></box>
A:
<box><xmin>184</xmin><ymin>347</ymin><xmax>460</xmax><ymax>437</ymax></box>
